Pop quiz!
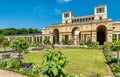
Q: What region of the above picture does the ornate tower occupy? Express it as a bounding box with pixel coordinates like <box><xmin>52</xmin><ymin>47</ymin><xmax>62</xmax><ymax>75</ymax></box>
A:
<box><xmin>62</xmin><ymin>12</ymin><xmax>73</xmax><ymax>24</ymax></box>
<box><xmin>94</xmin><ymin>5</ymin><xmax>107</xmax><ymax>20</ymax></box>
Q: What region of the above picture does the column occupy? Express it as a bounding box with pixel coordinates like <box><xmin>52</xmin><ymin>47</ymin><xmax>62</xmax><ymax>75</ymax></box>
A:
<box><xmin>28</xmin><ymin>37</ymin><xmax>30</xmax><ymax>42</ymax></box>
<box><xmin>35</xmin><ymin>37</ymin><xmax>36</xmax><ymax>42</ymax></box>
<box><xmin>42</xmin><ymin>35</ymin><xmax>45</xmax><ymax>43</ymax></box>
<box><xmin>92</xmin><ymin>31</ymin><xmax>96</xmax><ymax>42</ymax></box>
<box><xmin>117</xmin><ymin>34</ymin><xmax>118</xmax><ymax>41</ymax></box>
<box><xmin>50</xmin><ymin>34</ymin><xmax>53</xmax><ymax>43</ymax></box>
<box><xmin>107</xmin><ymin>31</ymin><xmax>112</xmax><ymax>42</ymax></box>
<box><xmin>31</xmin><ymin>37</ymin><xmax>33</xmax><ymax>42</ymax></box>
<box><xmin>59</xmin><ymin>34</ymin><xmax>62</xmax><ymax>44</ymax></box>
<box><xmin>74</xmin><ymin>35</ymin><xmax>77</xmax><ymax>45</ymax></box>
<box><xmin>69</xmin><ymin>35</ymin><xmax>71</xmax><ymax>40</ymax></box>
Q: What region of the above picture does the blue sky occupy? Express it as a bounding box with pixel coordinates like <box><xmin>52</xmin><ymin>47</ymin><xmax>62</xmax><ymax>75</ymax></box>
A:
<box><xmin>0</xmin><ymin>0</ymin><xmax>120</xmax><ymax>30</ymax></box>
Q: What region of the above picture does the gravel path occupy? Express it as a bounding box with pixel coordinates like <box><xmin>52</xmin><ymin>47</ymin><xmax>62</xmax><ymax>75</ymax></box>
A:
<box><xmin>0</xmin><ymin>69</ymin><xmax>28</xmax><ymax>77</ymax></box>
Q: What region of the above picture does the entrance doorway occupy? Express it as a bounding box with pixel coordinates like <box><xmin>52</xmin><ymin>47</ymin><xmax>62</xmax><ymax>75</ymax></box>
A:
<box><xmin>53</xmin><ymin>29</ymin><xmax>59</xmax><ymax>44</ymax></box>
<box><xmin>97</xmin><ymin>25</ymin><xmax>106</xmax><ymax>45</ymax></box>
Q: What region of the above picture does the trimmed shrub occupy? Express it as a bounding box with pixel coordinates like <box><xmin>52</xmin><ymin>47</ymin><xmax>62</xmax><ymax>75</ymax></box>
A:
<box><xmin>67</xmin><ymin>39</ymin><xmax>72</xmax><ymax>45</ymax></box>
<box><xmin>86</xmin><ymin>38</ymin><xmax>93</xmax><ymax>47</ymax></box>
<box><xmin>61</xmin><ymin>38</ymin><xmax>65</xmax><ymax>45</ymax></box>
<box><xmin>79</xmin><ymin>40</ymin><xmax>84</xmax><ymax>45</ymax></box>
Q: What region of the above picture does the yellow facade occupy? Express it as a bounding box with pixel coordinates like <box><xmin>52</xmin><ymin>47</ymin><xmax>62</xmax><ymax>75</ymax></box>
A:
<box><xmin>42</xmin><ymin>5</ymin><xmax>120</xmax><ymax>45</ymax></box>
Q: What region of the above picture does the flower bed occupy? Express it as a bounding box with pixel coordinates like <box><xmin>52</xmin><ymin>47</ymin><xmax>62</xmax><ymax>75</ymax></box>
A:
<box><xmin>103</xmin><ymin>42</ymin><xmax>120</xmax><ymax>77</ymax></box>
<box><xmin>0</xmin><ymin>59</ymin><xmax>41</xmax><ymax>77</ymax></box>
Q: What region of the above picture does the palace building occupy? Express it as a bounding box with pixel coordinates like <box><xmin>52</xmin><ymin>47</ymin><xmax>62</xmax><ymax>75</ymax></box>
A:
<box><xmin>42</xmin><ymin>5</ymin><xmax>120</xmax><ymax>45</ymax></box>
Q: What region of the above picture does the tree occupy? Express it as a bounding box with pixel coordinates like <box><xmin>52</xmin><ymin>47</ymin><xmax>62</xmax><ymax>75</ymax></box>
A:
<box><xmin>0</xmin><ymin>28</ymin><xmax>41</xmax><ymax>35</ymax></box>
<box><xmin>0</xmin><ymin>34</ymin><xmax>9</xmax><ymax>50</ymax></box>
<box><xmin>11</xmin><ymin>37</ymin><xmax>29</xmax><ymax>61</ymax></box>
<box><xmin>41</xmin><ymin>50</ymin><xmax>69</xmax><ymax>77</ymax></box>
<box><xmin>43</xmin><ymin>38</ymin><xmax>50</xmax><ymax>45</ymax></box>
<box><xmin>110</xmin><ymin>41</ymin><xmax>120</xmax><ymax>65</ymax></box>
<box><xmin>2</xmin><ymin>39</ymin><xmax>9</xmax><ymax>50</ymax></box>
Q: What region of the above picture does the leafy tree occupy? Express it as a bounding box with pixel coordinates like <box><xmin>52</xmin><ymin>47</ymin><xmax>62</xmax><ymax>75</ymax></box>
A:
<box><xmin>11</xmin><ymin>37</ymin><xmax>29</xmax><ymax>61</ymax></box>
<box><xmin>0</xmin><ymin>34</ymin><xmax>9</xmax><ymax>50</ymax></box>
<box><xmin>2</xmin><ymin>39</ymin><xmax>9</xmax><ymax>50</ymax></box>
<box><xmin>0</xmin><ymin>28</ymin><xmax>41</xmax><ymax>35</ymax></box>
<box><xmin>41</xmin><ymin>50</ymin><xmax>69</xmax><ymax>77</ymax></box>
<box><xmin>110</xmin><ymin>41</ymin><xmax>120</xmax><ymax>65</ymax></box>
<box><xmin>43</xmin><ymin>38</ymin><xmax>50</xmax><ymax>45</ymax></box>
<box><xmin>0</xmin><ymin>34</ymin><xmax>5</xmax><ymax>44</ymax></box>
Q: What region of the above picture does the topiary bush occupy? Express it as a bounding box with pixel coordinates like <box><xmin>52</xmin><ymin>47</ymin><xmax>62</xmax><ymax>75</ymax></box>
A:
<box><xmin>86</xmin><ymin>38</ymin><xmax>94</xmax><ymax>47</ymax></box>
<box><xmin>41</xmin><ymin>50</ymin><xmax>69</xmax><ymax>77</ymax></box>
<box><xmin>61</xmin><ymin>38</ymin><xmax>65</xmax><ymax>45</ymax></box>
<box><xmin>67</xmin><ymin>39</ymin><xmax>72</xmax><ymax>45</ymax></box>
<box><xmin>79</xmin><ymin>40</ymin><xmax>84</xmax><ymax>45</ymax></box>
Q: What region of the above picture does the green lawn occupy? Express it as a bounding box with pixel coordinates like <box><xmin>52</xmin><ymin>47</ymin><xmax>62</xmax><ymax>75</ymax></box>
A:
<box><xmin>23</xmin><ymin>48</ymin><xmax>111</xmax><ymax>76</ymax></box>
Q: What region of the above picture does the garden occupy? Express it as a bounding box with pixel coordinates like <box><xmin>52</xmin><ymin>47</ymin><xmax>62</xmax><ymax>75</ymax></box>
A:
<box><xmin>0</xmin><ymin>34</ymin><xmax>117</xmax><ymax>77</ymax></box>
<box><xmin>103</xmin><ymin>42</ymin><xmax>120</xmax><ymax>77</ymax></box>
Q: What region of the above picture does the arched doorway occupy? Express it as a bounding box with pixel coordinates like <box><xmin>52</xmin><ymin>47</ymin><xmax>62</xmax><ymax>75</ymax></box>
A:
<box><xmin>97</xmin><ymin>25</ymin><xmax>107</xmax><ymax>45</ymax></box>
<box><xmin>72</xmin><ymin>27</ymin><xmax>80</xmax><ymax>45</ymax></box>
<box><xmin>53</xmin><ymin>29</ymin><xmax>59</xmax><ymax>44</ymax></box>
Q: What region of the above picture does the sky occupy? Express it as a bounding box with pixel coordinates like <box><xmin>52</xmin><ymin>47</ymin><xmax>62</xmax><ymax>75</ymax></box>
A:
<box><xmin>0</xmin><ymin>0</ymin><xmax>120</xmax><ymax>30</ymax></box>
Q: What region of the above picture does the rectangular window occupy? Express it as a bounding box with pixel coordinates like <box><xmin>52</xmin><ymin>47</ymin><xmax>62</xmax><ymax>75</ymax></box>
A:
<box><xmin>97</xmin><ymin>8</ymin><xmax>105</xmax><ymax>13</ymax></box>
<box><xmin>64</xmin><ymin>13</ymin><xmax>69</xmax><ymax>18</ymax></box>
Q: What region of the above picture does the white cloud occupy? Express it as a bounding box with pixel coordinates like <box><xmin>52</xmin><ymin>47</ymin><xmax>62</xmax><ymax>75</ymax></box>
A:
<box><xmin>54</xmin><ymin>9</ymin><xmax>62</xmax><ymax>14</ymax></box>
<box><xmin>34</xmin><ymin>7</ymin><xmax>62</xmax><ymax>18</ymax></box>
<box><xmin>34</xmin><ymin>6</ymin><xmax>50</xmax><ymax>18</ymax></box>
<box><xmin>64</xmin><ymin>0</ymin><xmax>71</xmax><ymax>2</ymax></box>
<box><xmin>57</xmin><ymin>0</ymin><xmax>72</xmax><ymax>4</ymax></box>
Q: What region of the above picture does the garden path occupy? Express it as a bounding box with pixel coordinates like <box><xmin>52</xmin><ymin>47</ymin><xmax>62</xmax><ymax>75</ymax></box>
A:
<box><xmin>0</xmin><ymin>69</ymin><xmax>28</xmax><ymax>77</ymax></box>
